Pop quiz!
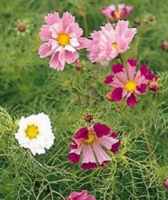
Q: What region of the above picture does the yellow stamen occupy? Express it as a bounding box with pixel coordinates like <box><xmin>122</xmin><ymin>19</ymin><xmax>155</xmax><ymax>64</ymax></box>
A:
<box><xmin>57</xmin><ymin>33</ymin><xmax>70</xmax><ymax>46</ymax></box>
<box><xmin>26</xmin><ymin>124</ymin><xmax>39</xmax><ymax>139</ymax></box>
<box><xmin>112</xmin><ymin>42</ymin><xmax>118</xmax><ymax>49</ymax></box>
<box><xmin>114</xmin><ymin>10</ymin><xmax>121</xmax><ymax>19</ymax></box>
<box><xmin>84</xmin><ymin>130</ymin><xmax>96</xmax><ymax>145</ymax></box>
<box><xmin>125</xmin><ymin>80</ymin><xmax>137</xmax><ymax>92</ymax></box>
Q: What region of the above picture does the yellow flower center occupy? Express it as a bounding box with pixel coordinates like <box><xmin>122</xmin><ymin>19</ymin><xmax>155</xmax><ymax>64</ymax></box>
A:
<box><xmin>112</xmin><ymin>42</ymin><xmax>118</xmax><ymax>49</ymax></box>
<box><xmin>57</xmin><ymin>33</ymin><xmax>70</xmax><ymax>46</ymax></box>
<box><xmin>25</xmin><ymin>124</ymin><xmax>39</xmax><ymax>139</ymax></box>
<box><xmin>125</xmin><ymin>80</ymin><xmax>137</xmax><ymax>92</ymax></box>
<box><xmin>84</xmin><ymin>130</ymin><xmax>96</xmax><ymax>145</ymax></box>
<box><xmin>114</xmin><ymin>10</ymin><xmax>121</xmax><ymax>19</ymax></box>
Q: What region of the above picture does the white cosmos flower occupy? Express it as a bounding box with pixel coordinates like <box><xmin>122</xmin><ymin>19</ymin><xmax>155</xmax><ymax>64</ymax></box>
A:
<box><xmin>15</xmin><ymin>113</ymin><xmax>55</xmax><ymax>155</ymax></box>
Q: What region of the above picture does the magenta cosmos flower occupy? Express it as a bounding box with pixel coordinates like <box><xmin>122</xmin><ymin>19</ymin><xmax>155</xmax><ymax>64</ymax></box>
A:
<box><xmin>85</xmin><ymin>21</ymin><xmax>136</xmax><ymax>64</ymax></box>
<box><xmin>68</xmin><ymin>123</ymin><xmax>120</xmax><ymax>170</ymax></box>
<box><xmin>39</xmin><ymin>12</ymin><xmax>85</xmax><ymax>71</ymax></box>
<box><xmin>104</xmin><ymin>59</ymin><xmax>151</xmax><ymax>107</ymax></box>
<box><xmin>67</xmin><ymin>190</ymin><xmax>96</xmax><ymax>200</ymax></box>
<box><xmin>101</xmin><ymin>4</ymin><xmax>133</xmax><ymax>21</ymax></box>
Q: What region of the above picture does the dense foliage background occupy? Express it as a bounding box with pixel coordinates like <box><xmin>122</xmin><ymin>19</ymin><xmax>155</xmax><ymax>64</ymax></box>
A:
<box><xmin>0</xmin><ymin>0</ymin><xmax>168</xmax><ymax>199</ymax></box>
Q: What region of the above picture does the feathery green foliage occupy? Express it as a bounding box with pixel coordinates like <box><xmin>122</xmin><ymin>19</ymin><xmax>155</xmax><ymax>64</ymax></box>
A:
<box><xmin>0</xmin><ymin>0</ymin><xmax>168</xmax><ymax>199</ymax></box>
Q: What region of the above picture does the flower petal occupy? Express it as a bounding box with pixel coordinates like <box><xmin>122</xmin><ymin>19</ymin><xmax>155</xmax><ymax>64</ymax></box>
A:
<box><xmin>68</xmin><ymin>149</ymin><xmax>81</xmax><ymax>164</ymax></box>
<box><xmin>64</xmin><ymin>45</ymin><xmax>76</xmax><ymax>52</ymax></box>
<box><xmin>65</xmin><ymin>51</ymin><xmax>79</xmax><ymax>64</ymax></box>
<box><xmin>81</xmin><ymin>145</ymin><xmax>97</xmax><ymax>170</ymax></box>
<box><xmin>111</xmin><ymin>88</ymin><xmax>123</xmax><ymax>101</ymax></box>
<box><xmin>92</xmin><ymin>143</ymin><xmax>111</xmax><ymax>165</ymax></box>
<box><xmin>136</xmin><ymin>83</ymin><xmax>147</xmax><ymax>93</ymax></box>
<box><xmin>38</xmin><ymin>42</ymin><xmax>52</xmax><ymax>58</ymax></box>
<box><xmin>93</xmin><ymin>123</ymin><xmax>111</xmax><ymax>137</ymax></box>
<box><xmin>127</xmin><ymin>94</ymin><xmax>137</xmax><ymax>107</ymax></box>
<box><xmin>74</xmin><ymin>127</ymin><xmax>88</xmax><ymax>140</ymax></box>
<box><xmin>49</xmin><ymin>52</ymin><xmax>65</xmax><ymax>71</ymax></box>
<box><xmin>39</xmin><ymin>25</ymin><xmax>51</xmax><ymax>41</ymax></box>
<box><xmin>70</xmin><ymin>37</ymin><xmax>80</xmax><ymax>47</ymax></box>
<box><xmin>104</xmin><ymin>74</ymin><xmax>113</xmax><ymax>85</ymax></box>
<box><xmin>44</xmin><ymin>12</ymin><xmax>60</xmax><ymax>25</ymax></box>
<box><xmin>127</xmin><ymin>58</ymin><xmax>137</xmax><ymax>80</ymax></box>
<box><xmin>100</xmin><ymin>135</ymin><xmax>119</xmax><ymax>150</ymax></box>
<box><xmin>112</xmin><ymin>64</ymin><xmax>124</xmax><ymax>74</ymax></box>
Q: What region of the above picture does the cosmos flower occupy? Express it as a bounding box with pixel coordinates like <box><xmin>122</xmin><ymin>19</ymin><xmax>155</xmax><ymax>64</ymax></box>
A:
<box><xmin>104</xmin><ymin>59</ymin><xmax>150</xmax><ymax>107</ymax></box>
<box><xmin>66</xmin><ymin>190</ymin><xmax>96</xmax><ymax>200</ymax></box>
<box><xmin>140</xmin><ymin>64</ymin><xmax>159</xmax><ymax>92</ymax></box>
<box><xmin>15</xmin><ymin>113</ymin><xmax>55</xmax><ymax>155</ymax></box>
<box><xmin>101</xmin><ymin>4</ymin><xmax>133</xmax><ymax>21</ymax></box>
<box><xmin>68</xmin><ymin>122</ymin><xmax>120</xmax><ymax>170</ymax></box>
<box><xmin>85</xmin><ymin>21</ymin><xmax>136</xmax><ymax>64</ymax></box>
<box><xmin>38</xmin><ymin>12</ymin><xmax>85</xmax><ymax>71</ymax></box>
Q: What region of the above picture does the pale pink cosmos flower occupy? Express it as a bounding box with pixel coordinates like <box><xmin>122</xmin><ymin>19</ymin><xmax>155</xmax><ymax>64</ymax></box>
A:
<box><xmin>101</xmin><ymin>4</ymin><xmax>133</xmax><ymax>21</ymax></box>
<box><xmin>38</xmin><ymin>12</ymin><xmax>85</xmax><ymax>71</ymax></box>
<box><xmin>68</xmin><ymin>122</ymin><xmax>120</xmax><ymax>170</ymax></box>
<box><xmin>66</xmin><ymin>190</ymin><xmax>96</xmax><ymax>200</ymax></box>
<box><xmin>85</xmin><ymin>21</ymin><xmax>136</xmax><ymax>64</ymax></box>
<box><xmin>104</xmin><ymin>59</ymin><xmax>152</xmax><ymax>107</ymax></box>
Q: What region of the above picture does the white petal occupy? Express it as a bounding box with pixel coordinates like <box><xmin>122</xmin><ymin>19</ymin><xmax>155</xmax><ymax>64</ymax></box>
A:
<box><xmin>50</xmin><ymin>23</ymin><xmax>62</xmax><ymax>38</ymax></box>
<box><xmin>55</xmin><ymin>46</ymin><xmax>63</xmax><ymax>52</ymax></box>
<box><xmin>64</xmin><ymin>45</ymin><xmax>76</xmax><ymax>52</ymax></box>
<box><xmin>50</xmin><ymin>39</ymin><xmax>59</xmax><ymax>51</ymax></box>
<box><xmin>70</xmin><ymin>38</ymin><xmax>79</xmax><ymax>47</ymax></box>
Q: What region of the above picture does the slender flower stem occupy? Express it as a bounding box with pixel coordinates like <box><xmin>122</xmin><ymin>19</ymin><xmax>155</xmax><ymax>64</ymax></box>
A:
<box><xmin>119</xmin><ymin>54</ymin><xmax>124</xmax><ymax>64</ymax></box>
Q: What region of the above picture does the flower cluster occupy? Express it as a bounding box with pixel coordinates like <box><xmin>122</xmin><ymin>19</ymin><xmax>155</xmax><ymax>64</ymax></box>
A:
<box><xmin>38</xmin><ymin>13</ymin><xmax>136</xmax><ymax>68</ymax></box>
<box><xmin>13</xmin><ymin>2</ymin><xmax>160</xmax><ymax>199</ymax></box>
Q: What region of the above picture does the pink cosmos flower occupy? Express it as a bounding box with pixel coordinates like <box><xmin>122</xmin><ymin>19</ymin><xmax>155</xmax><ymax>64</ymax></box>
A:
<box><xmin>66</xmin><ymin>190</ymin><xmax>96</xmax><ymax>200</ymax></box>
<box><xmin>101</xmin><ymin>4</ymin><xmax>133</xmax><ymax>21</ymax></box>
<box><xmin>85</xmin><ymin>21</ymin><xmax>136</xmax><ymax>64</ymax></box>
<box><xmin>38</xmin><ymin>12</ymin><xmax>85</xmax><ymax>71</ymax></box>
<box><xmin>68</xmin><ymin>122</ymin><xmax>120</xmax><ymax>170</ymax></box>
<box><xmin>140</xmin><ymin>64</ymin><xmax>159</xmax><ymax>92</ymax></box>
<box><xmin>104</xmin><ymin>59</ymin><xmax>149</xmax><ymax>107</ymax></box>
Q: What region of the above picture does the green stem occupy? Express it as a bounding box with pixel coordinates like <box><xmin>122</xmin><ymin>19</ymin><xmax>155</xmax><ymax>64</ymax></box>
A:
<box><xmin>119</xmin><ymin>54</ymin><xmax>124</xmax><ymax>64</ymax></box>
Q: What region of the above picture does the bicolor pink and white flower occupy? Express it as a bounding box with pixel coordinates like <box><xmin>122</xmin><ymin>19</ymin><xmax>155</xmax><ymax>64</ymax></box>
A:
<box><xmin>101</xmin><ymin>4</ymin><xmax>133</xmax><ymax>21</ymax></box>
<box><xmin>85</xmin><ymin>21</ymin><xmax>136</xmax><ymax>64</ymax></box>
<box><xmin>68</xmin><ymin>123</ymin><xmax>120</xmax><ymax>170</ymax></box>
<box><xmin>140</xmin><ymin>64</ymin><xmax>159</xmax><ymax>92</ymax></box>
<box><xmin>66</xmin><ymin>190</ymin><xmax>96</xmax><ymax>200</ymax></box>
<box><xmin>104</xmin><ymin>59</ymin><xmax>150</xmax><ymax>107</ymax></box>
<box><xmin>38</xmin><ymin>12</ymin><xmax>85</xmax><ymax>71</ymax></box>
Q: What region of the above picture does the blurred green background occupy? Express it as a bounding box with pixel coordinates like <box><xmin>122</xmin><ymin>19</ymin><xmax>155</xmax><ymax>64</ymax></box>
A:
<box><xmin>0</xmin><ymin>0</ymin><xmax>168</xmax><ymax>199</ymax></box>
